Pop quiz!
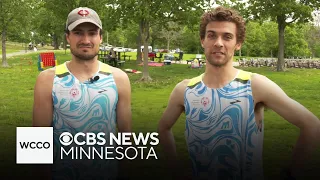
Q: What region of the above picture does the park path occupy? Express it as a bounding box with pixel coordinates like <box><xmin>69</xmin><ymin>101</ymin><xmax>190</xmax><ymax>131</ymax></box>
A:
<box><xmin>0</xmin><ymin>50</ymin><xmax>48</xmax><ymax>59</ymax></box>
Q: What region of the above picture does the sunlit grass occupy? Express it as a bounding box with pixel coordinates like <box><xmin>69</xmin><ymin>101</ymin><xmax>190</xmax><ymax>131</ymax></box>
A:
<box><xmin>0</xmin><ymin>51</ymin><xmax>319</xmax><ymax>179</ymax></box>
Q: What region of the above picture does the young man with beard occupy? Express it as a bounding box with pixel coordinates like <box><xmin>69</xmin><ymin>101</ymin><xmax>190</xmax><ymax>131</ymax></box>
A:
<box><xmin>32</xmin><ymin>7</ymin><xmax>131</xmax><ymax>179</ymax></box>
<box><xmin>158</xmin><ymin>6</ymin><xmax>320</xmax><ymax>180</ymax></box>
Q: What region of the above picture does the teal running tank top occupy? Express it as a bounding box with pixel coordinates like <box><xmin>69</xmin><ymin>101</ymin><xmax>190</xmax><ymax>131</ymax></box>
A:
<box><xmin>51</xmin><ymin>61</ymin><xmax>118</xmax><ymax>179</ymax></box>
<box><xmin>184</xmin><ymin>70</ymin><xmax>264</xmax><ymax>180</ymax></box>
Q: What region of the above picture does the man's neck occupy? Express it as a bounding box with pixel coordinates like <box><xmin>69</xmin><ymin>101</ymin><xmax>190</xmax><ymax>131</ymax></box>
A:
<box><xmin>67</xmin><ymin>58</ymin><xmax>99</xmax><ymax>81</ymax></box>
<box><xmin>203</xmin><ymin>62</ymin><xmax>238</xmax><ymax>89</ymax></box>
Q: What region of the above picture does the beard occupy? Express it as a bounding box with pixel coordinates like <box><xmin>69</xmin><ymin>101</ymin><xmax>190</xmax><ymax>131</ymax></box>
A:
<box><xmin>207</xmin><ymin>58</ymin><xmax>228</xmax><ymax>67</ymax></box>
<box><xmin>206</xmin><ymin>53</ymin><xmax>231</xmax><ymax>67</ymax></box>
<box><xmin>70</xmin><ymin>45</ymin><xmax>99</xmax><ymax>61</ymax></box>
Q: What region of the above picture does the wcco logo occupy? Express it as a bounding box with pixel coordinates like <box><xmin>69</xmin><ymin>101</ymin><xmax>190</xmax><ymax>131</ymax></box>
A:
<box><xmin>19</xmin><ymin>141</ymin><xmax>51</xmax><ymax>149</ymax></box>
<box><xmin>16</xmin><ymin>127</ymin><xmax>53</xmax><ymax>164</ymax></box>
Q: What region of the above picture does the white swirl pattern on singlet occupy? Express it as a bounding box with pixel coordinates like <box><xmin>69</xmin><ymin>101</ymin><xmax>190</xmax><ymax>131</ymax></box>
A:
<box><xmin>51</xmin><ymin>63</ymin><xmax>118</xmax><ymax>180</ymax></box>
<box><xmin>184</xmin><ymin>72</ymin><xmax>264</xmax><ymax>180</ymax></box>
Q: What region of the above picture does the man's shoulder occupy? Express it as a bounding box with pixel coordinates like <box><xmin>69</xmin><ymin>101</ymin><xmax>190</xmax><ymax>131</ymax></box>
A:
<box><xmin>99</xmin><ymin>63</ymin><xmax>126</xmax><ymax>76</ymax></box>
<box><xmin>35</xmin><ymin>68</ymin><xmax>56</xmax><ymax>90</ymax></box>
<box><xmin>38</xmin><ymin>67</ymin><xmax>56</xmax><ymax>80</ymax></box>
<box><xmin>233</xmin><ymin>69</ymin><xmax>255</xmax><ymax>80</ymax></box>
<box><xmin>249</xmin><ymin>71</ymin><xmax>268</xmax><ymax>82</ymax></box>
<box><xmin>169</xmin><ymin>79</ymin><xmax>190</xmax><ymax>103</ymax></box>
<box><xmin>250</xmin><ymin>71</ymin><xmax>277</xmax><ymax>100</ymax></box>
<box><xmin>109</xmin><ymin>65</ymin><xmax>128</xmax><ymax>79</ymax></box>
<box><xmin>184</xmin><ymin>74</ymin><xmax>203</xmax><ymax>88</ymax></box>
<box><xmin>178</xmin><ymin>79</ymin><xmax>191</xmax><ymax>88</ymax></box>
<box><xmin>97</xmin><ymin>63</ymin><xmax>128</xmax><ymax>83</ymax></box>
<box><xmin>174</xmin><ymin>75</ymin><xmax>202</xmax><ymax>92</ymax></box>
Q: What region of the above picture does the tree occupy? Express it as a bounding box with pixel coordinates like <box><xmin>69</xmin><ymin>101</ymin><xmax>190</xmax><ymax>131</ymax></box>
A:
<box><xmin>242</xmin><ymin>21</ymin><xmax>266</xmax><ymax>57</ymax></box>
<box><xmin>34</xmin><ymin>0</ymin><xmax>109</xmax><ymax>50</ymax></box>
<box><xmin>217</xmin><ymin>0</ymin><xmax>320</xmax><ymax>71</ymax></box>
<box><xmin>159</xmin><ymin>21</ymin><xmax>184</xmax><ymax>51</ymax></box>
<box><xmin>261</xmin><ymin>22</ymin><xmax>278</xmax><ymax>58</ymax></box>
<box><xmin>285</xmin><ymin>25</ymin><xmax>311</xmax><ymax>58</ymax></box>
<box><xmin>304</xmin><ymin>24</ymin><xmax>320</xmax><ymax>58</ymax></box>
<box><xmin>107</xmin><ymin>0</ymin><xmax>205</xmax><ymax>81</ymax></box>
<box><xmin>0</xmin><ymin>0</ymin><xmax>34</xmax><ymax>67</ymax></box>
<box><xmin>179</xmin><ymin>25</ymin><xmax>202</xmax><ymax>54</ymax></box>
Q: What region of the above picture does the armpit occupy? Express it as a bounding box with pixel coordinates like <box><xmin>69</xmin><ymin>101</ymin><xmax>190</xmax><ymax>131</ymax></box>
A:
<box><xmin>254</xmin><ymin>102</ymin><xmax>264</xmax><ymax>132</ymax></box>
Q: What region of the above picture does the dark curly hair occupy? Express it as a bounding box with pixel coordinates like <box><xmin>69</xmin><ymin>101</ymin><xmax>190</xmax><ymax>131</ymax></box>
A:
<box><xmin>200</xmin><ymin>6</ymin><xmax>246</xmax><ymax>44</ymax></box>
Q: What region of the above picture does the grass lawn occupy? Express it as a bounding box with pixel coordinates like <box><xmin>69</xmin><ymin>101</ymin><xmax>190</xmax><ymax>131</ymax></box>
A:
<box><xmin>0</xmin><ymin>42</ymin><xmax>26</xmax><ymax>55</ymax></box>
<box><xmin>0</xmin><ymin>51</ymin><xmax>319</xmax><ymax>179</ymax></box>
<box><xmin>0</xmin><ymin>49</ymin><xmax>22</xmax><ymax>55</ymax></box>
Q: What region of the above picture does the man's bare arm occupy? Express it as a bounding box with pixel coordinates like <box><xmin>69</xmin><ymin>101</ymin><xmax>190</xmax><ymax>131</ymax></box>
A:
<box><xmin>252</xmin><ymin>74</ymin><xmax>320</xmax><ymax>178</ymax></box>
<box><xmin>32</xmin><ymin>69</ymin><xmax>55</xmax><ymax>180</ymax></box>
<box><xmin>158</xmin><ymin>80</ymin><xmax>188</xmax><ymax>164</ymax></box>
<box><xmin>32</xmin><ymin>69</ymin><xmax>54</xmax><ymax>127</ymax></box>
<box><xmin>112</xmin><ymin>68</ymin><xmax>132</xmax><ymax>179</ymax></box>
<box><xmin>113</xmin><ymin>68</ymin><xmax>132</xmax><ymax>133</ymax></box>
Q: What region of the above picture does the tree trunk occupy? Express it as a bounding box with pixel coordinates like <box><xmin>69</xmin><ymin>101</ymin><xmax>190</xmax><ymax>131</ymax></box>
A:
<box><xmin>136</xmin><ymin>20</ymin><xmax>143</xmax><ymax>63</ymax></box>
<box><xmin>277</xmin><ymin>16</ymin><xmax>286</xmax><ymax>71</ymax></box>
<box><xmin>140</xmin><ymin>20</ymin><xmax>152</xmax><ymax>81</ymax></box>
<box><xmin>52</xmin><ymin>34</ymin><xmax>59</xmax><ymax>50</ymax></box>
<box><xmin>151</xmin><ymin>38</ymin><xmax>155</xmax><ymax>50</ymax></box>
<box><xmin>167</xmin><ymin>38</ymin><xmax>170</xmax><ymax>52</ymax></box>
<box><xmin>1</xmin><ymin>29</ymin><xmax>9</xmax><ymax>67</ymax></box>
<box><xmin>107</xmin><ymin>31</ymin><xmax>109</xmax><ymax>44</ymax></box>
<box><xmin>64</xmin><ymin>34</ymin><xmax>67</xmax><ymax>54</ymax></box>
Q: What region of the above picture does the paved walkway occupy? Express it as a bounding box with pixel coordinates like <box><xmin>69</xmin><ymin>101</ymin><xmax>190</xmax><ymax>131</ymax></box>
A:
<box><xmin>0</xmin><ymin>50</ymin><xmax>48</xmax><ymax>59</ymax></box>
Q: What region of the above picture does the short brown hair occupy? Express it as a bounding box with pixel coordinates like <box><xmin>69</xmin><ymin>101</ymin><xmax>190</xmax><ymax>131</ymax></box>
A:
<box><xmin>200</xmin><ymin>6</ymin><xmax>246</xmax><ymax>44</ymax></box>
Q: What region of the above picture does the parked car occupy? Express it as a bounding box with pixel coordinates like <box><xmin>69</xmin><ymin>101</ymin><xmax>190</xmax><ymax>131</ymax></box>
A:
<box><xmin>114</xmin><ymin>47</ymin><xmax>129</xmax><ymax>52</ymax></box>
<box><xmin>100</xmin><ymin>44</ymin><xmax>113</xmax><ymax>51</ymax></box>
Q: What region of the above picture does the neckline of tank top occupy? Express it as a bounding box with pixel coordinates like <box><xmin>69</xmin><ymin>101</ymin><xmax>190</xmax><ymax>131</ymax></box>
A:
<box><xmin>200</xmin><ymin>69</ymin><xmax>241</xmax><ymax>90</ymax></box>
<box><xmin>64</xmin><ymin>61</ymin><xmax>101</xmax><ymax>84</ymax></box>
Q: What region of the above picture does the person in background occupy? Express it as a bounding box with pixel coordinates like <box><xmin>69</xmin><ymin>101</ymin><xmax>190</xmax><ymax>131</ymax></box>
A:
<box><xmin>109</xmin><ymin>47</ymin><xmax>117</xmax><ymax>67</ymax></box>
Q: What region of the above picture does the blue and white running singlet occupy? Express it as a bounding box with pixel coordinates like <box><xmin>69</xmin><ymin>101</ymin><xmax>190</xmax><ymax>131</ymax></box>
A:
<box><xmin>51</xmin><ymin>61</ymin><xmax>118</xmax><ymax>180</ymax></box>
<box><xmin>184</xmin><ymin>70</ymin><xmax>264</xmax><ymax>180</ymax></box>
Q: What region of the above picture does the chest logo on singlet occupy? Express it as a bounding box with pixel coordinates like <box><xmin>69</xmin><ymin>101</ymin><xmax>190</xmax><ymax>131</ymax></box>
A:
<box><xmin>201</xmin><ymin>97</ymin><xmax>210</xmax><ymax>107</ymax></box>
<box><xmin>69</xmin><ymin>87</ymin><xmax>79</xmax><ymax>98</ymax></box>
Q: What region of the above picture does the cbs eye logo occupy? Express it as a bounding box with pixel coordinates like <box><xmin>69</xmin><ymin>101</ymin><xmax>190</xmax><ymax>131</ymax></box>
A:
<box><xmin>59</xmin><ymin>132</ymin><xmax>73</xmax><ymax>146</ymax></box>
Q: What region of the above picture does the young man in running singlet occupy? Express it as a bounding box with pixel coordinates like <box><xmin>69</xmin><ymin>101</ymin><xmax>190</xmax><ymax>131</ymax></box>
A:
<box><xmin>158</xmin><ymin>6</ymin><xmax>320</xmax><ymax>180</ymax></box>
<box><xmin>32</xmin><ymin>7</ymin><xmax>131</xmax><ymax>180</ymax></box>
